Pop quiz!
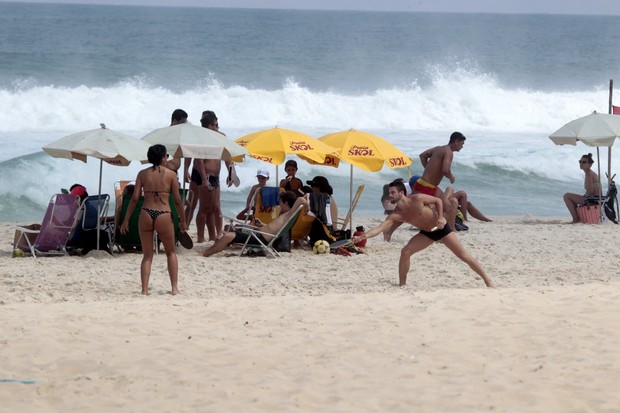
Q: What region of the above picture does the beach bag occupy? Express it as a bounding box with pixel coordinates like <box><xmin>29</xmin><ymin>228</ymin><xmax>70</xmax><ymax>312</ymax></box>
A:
<box><xmin>272</xmin><ymin>229</ymin><xmax>292</xmax><ymax>253</ymax></box>
<box><xmin>308</xmin><ymin>220</ymin><xmax>337</xmax><ymax>246</ymax></box>
<box><xmin>604</xmin><ymin>178</ymin><xmax>618</xmax><ymax>224</ymax></box>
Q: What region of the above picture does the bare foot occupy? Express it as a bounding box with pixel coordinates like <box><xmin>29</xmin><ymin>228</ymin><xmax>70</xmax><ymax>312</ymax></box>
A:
<box><xmin>171</xmin><ymin>289</ymin><xmax>179</xmax><ymax>295</ymax></box>
<box><xmin>141</xmin><ymin>290</ymin><xmax>150</xmax><ymax>296</ymax></box>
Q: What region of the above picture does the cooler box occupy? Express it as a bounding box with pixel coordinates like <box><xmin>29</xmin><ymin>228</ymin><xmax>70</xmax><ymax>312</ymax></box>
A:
<box><xmin>577</xmin><ymin>204</ymin><xmax>600</xmax><ymax>224</ymax></box>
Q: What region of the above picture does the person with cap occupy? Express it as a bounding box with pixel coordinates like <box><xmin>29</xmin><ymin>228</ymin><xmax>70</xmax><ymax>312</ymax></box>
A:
<box><xmin>69</xmin><ymin>183</ymin><xmax>89</xmax><ymax>204</ymax></box>
<box><xmin>236</xmin><ymin>168</ymin><xmax>271</xmax><ymax>221</ymax></box>
<box><xmin>306</xmin><ymin>175</ymin><xmax>338</xmax><ymax>231</ymax></box>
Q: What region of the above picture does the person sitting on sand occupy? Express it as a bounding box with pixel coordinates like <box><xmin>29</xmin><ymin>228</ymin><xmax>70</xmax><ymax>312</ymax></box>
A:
<box><xmin>563</xmin><ymin>153</ymin><xmax>601</xmax><ymax>223</ymax></box>
<box><xmin>120</xmin><ymin>144</ymin><xmax>187</xmax><ymax>295</ymax></box>
<box><xmin>454</xmin><ymin>190</ymin><xmax>492</xmax><ymax>222</ymax></box>
<box><xmin>202</xmin><ymin>191</ymin><xmax>308</xmax><ymax>257</ymax></box>
<box><xmin>352</xmin><ymin>179</ymin><xmax>495</xmax><ymax>288</ymax></box>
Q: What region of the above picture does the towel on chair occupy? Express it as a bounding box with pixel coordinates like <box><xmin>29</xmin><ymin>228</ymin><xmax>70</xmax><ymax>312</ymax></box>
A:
<box><xmin>261</xmin><ymin>187</ymin><xmax>280</xmax><ymax>207</ymax></box>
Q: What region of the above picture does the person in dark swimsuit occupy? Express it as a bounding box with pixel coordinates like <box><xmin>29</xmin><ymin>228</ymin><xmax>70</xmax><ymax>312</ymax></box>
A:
<box><xmin>352</xmin><ymin>180</ymin><xmax>494</xmax><ymax>288</ymax></box>
<box><xmin>120</xmin><ymin>144</ymin><xmax>187</xmax><ymax>296</ymax></box>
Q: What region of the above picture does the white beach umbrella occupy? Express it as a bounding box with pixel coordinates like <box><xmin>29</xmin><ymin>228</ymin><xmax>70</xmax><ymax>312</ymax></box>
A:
<box><xmin>43</xmin><ymin>123</ymin><xmax>151</xmax><ymax>250</ymax></box>
<box><xmin>549</xmin><ymin>111</ymin><xmax>620</xmax><ymax>186</ymax></box>
<box><xmin>142</xmin><ymin>123</ymin><xmax>247</xmax><ymax>161</ymax></box>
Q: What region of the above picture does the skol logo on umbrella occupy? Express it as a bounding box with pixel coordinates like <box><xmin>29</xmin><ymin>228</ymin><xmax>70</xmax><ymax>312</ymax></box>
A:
<box><xmin>348</xmin><ymin>145</ymin><xmax>375</xmax><ymax>157</ymax></box>
<box><xmin>388</xmin><ymin>157</ymin><xmax>407</xmax><ymax>167</ymax></box>
<box><xmin>289</xmin><ymin>141</ymin><xmax>314</xmax><ymax>152</ymax></box>
<box><xmin>237</xmin><ymin>139</ymin><xmax>249</xmax><ymax>146</ymax></box>
<box><xmin>324</xmin><ymin>155</ymin><xmax>339</xmax><ymax>166</ymax></box>
<box><xmin>252</xmin><ymin>155</ymin><xmax>274</xmax><ymax>163</ymax></box>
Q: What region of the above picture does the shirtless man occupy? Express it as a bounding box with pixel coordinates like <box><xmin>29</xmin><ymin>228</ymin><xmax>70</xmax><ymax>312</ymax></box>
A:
<box><xmin>353</xmin><ymin>180</ymin><xmax>494</xmax><ymax>288</ymax></box>
<box><xmin>195</xmin><ymin>110</ymin><xmax>232</xmax><ymax>242</ymax></box>
<box><xmin>202</xmin><ymin>191</ymin><xmax>307</xmax><ymax>257</ymax></box>
<box><xmin>414</xmin><ymin>131</ymin><xmax>467</xmax><ymax>230</ymax></box>
<box><xmin>167</xmin><ymin>109</ymin><xmax>192</xmax><ymax>183</ymax></box>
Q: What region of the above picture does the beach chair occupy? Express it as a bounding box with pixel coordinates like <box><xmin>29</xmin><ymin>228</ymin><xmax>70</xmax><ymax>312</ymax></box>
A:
<box><xmin>291</xmin><ymin>205</ymin><xmax>316</xmax><ymax>244</ymax></box>
<box><xmin>67</xmin><ymin>194</ymin><xmax>112</xmax><ymax>254</ymax></box>
<box><xmin>254</xmin><ymin>186</ymin><xmax>283</xmax><ymax>224</ymax></box>
<box><xmin>114</xmin><ymin>193</ymin><xmax>144</xmax><ymax>251</ymax></box>
<box><xmin>115</xmin><ymin>191</ymin><xmax>183</xmax><ymax>253</ymax></box>
<box><xmin>13</xmin><ymin>193</ymin><xmax>81</xmax><ymax>258</ymax></box>
<box><xmin>336</xmin><ymin>184</ymin><xmax>365</xmax><ymax>231</ymax></box>
<box><xmin>238</xmin><ymin>205</ymin><xmax>303</xmax><ymax>258</ymax></box>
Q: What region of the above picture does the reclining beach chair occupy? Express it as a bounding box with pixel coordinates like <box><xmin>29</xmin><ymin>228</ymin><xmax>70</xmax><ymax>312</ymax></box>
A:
<box><xmin>336</xmin><ymin>184</ymin><xmax>365</xmax><ymax>231</ymax></box>
<box><xmin>238</xmin><ymin>205</ymin><xmax>303</xmax><ymax>258</ymax></box>
<box><xmin>291</xmin><ymin>205</ymin><xmax>316</xmax><ymax>245</ymax></box>
<box><xmin>14</xmin><ymin>193</ymin><xmax>81</xmax><ymax>258</ymax></box>
<box><xmin>67</xmin><ymin>194</ymin><xmax>112</xmax><ymax>254</ymax></box>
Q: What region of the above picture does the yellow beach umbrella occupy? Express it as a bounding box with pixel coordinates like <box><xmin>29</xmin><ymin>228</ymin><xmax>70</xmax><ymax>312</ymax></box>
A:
<box><xmin>235</xmin><ymin>126</ymin><xmax>339</xmax><ymax>166</ymax></box>
<box><xmin>304</xmin><ymin>129</ymin><xmax>413</xmax><ymax>231</ymax></box>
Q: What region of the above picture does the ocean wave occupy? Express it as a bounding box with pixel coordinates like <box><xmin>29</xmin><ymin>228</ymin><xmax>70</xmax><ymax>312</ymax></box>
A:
<box><xmin>0</xmin><ymin>67</ymin><xmax>612</xmax><ymax>136</ymax></box>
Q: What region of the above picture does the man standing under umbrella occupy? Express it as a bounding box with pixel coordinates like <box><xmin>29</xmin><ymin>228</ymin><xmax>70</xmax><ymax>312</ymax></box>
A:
<box><xmin>196</xmin><ymin>110</ymin><xmax>233</xmax><ymax>242</ymax></box>
<box><xmin>167</xmin><ymin>109</ymin><xmax>191</xmax><ymax>183</ymax></box>
<box><xmin>413</xmin><ymin>131</ymin><xmax>466</xmax><ymax>231</ymax></box>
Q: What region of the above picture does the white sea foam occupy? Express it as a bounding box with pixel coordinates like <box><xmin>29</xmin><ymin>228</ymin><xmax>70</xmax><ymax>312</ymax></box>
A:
<box><xmin>1</xmin><ymin>69</ymin><xmax>614</xmax><ymax>221</ymax></box>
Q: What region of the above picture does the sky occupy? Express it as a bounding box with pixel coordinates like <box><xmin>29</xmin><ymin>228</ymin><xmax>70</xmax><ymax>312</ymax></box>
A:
<box><xmin>3</xmin><ymin>0</ymin><xmax>620</xmax><ymax>15</ymax></box>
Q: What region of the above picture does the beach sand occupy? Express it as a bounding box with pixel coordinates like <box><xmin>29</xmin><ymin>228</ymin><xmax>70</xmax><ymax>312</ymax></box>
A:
<box><xmin>2</xmin><ymin>216</ymin><xmax>620</xmax><ymax>412</ymax></box>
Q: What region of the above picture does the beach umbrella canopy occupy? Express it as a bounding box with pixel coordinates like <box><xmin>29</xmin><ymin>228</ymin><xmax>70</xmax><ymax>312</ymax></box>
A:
<box><xmin>43</xmin><ymin>123</ymin><xmax>150</xmax><ymax>166</ymax></box>
<box><xmin>142</xmin><ymin>123</ymin><xmax>247</xmax><ymax>162</ymax></box>
<box><xmin>234</xmin><ymin>126</ymin><xmax>339</xmax><ymax>166</ymax></box>
<box><xmin>42</xmin><ymin>123</ymin><xmax>151</xmax><ymax>250</ymax></box>
<box><xmin>549</xmin><ymin>111</ymin><xmax>620</xmax><ymax>147</ymax></box>
<box><xmin>302</xmin><ymin>129</ymin><xmax>413</xmax><ymax>232</ymax></box>
<box><xmin>549</xmin><ymin>111</ymin><xmax>620</xmax><ymax>186</ymax></box>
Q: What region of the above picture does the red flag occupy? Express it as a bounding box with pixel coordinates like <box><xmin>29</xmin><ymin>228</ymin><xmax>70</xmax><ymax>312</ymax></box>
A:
<box><xmin>613</xmin><ymin>105</ymin><xmax>620</xmax><ymax>115</ymax></box>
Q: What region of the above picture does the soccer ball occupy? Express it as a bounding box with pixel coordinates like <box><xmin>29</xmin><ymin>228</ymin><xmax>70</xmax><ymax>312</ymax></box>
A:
<box><xmin>312</xmin><ymin>240</ymin><xmax>330</xmax><ymax>254</ymax></box>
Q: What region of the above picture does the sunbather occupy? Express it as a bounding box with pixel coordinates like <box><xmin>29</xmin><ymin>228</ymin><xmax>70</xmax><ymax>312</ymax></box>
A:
<box><xmin>202</xmin><ymin>191</ymin><xmax>308</xmax><ymax>257</ymax></box>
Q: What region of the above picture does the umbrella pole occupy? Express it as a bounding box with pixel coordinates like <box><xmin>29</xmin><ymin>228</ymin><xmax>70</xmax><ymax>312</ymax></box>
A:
<box><xmin>597</xmin><ymin>147</ymin><xmax>604</xmax><ymax>221</ymax></box>
<box><xmin>608</xmin><ymin>147</ymin><xmax>612</xmax><ymax>187</ymax></box>
<box><xmin>96</xmin><ymin>159</ymin><xmax>103</xmax><ymax>251</ymax></box>
<box><xmin>349</xmin><ymin>164</ymin><xmax>353</xmax><ymax>233</ymax></box>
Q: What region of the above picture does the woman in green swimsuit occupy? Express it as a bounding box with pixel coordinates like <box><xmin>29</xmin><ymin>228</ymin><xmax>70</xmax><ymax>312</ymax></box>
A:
<box><xmin>121</xmin><ymin>144</ymin><xmax>187</xmax><ymax>295</ymax></box>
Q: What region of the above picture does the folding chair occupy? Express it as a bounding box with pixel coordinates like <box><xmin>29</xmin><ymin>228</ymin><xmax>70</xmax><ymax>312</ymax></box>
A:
<box><xmin>238</xmin><ymin>205</ymin><xmax>303</xmax><ymax>258</ymax></box>
<box><xmin>13</xmin><ymin>193</ymin><xmax>81</xmax><ymax>258</ymax></box>
<box><xmin>67</xmin><ymin>194</ymin><xmax>111</xmax><ymax>254</ymax></box>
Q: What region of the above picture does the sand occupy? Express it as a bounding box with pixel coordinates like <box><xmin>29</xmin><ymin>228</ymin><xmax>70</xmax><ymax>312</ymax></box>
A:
<box><xmin>2</xmin><ymin>216</ymin><xmax>620</xmax><ymax>412</ymax></box>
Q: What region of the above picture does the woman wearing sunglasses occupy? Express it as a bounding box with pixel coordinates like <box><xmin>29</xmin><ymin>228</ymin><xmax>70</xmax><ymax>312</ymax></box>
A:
<box><xmin>563</xmin><ymin>153</ymin><xmax>601</xmax><ymax>223</ymax></box>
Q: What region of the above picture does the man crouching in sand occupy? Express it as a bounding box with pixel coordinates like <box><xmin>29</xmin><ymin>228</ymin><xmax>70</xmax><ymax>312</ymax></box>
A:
<box><xmin>353</xmin><ymin>180</ymin><xmax>495</xmax><ymax>288</ymax></box>
<box><xmin>201</xmin><ymin>191</ymin><xmax>308</xmax><ymax>257</ymax></box>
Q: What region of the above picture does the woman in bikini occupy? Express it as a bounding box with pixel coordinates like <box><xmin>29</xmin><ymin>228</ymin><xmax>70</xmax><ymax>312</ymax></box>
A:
<box><xmin>563</xmin><ymin>153</ymin><xmax>602</xmax><ymax>223</ymax></box>
<box><xmin>120</xmin><ymin>144</ymin><xmax>187</xmax><ymax>295</ymax></box>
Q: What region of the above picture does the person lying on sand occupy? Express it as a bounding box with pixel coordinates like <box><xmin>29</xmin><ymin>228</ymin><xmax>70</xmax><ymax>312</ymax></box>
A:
<box><xmin>201</xmin><ymin>191</ymin><xmax>308</xmax><ymax>257</ymax></box>
<box><xmin>353</xmin><ymin>180</ymin><xmax>495</xmax><ymax>288</ymax></box>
